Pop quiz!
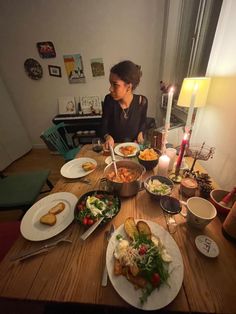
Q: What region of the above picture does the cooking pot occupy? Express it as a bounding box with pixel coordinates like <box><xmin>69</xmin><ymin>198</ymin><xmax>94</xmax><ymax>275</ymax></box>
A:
<box><xmin>102</xmin><ymin>160</ymin><xmax>146</xmax><ymax>197</ymax></box>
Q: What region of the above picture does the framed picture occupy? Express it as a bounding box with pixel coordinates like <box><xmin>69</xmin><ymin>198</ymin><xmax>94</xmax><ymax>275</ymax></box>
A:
<box><xmin>80</xmin><ymin>96</ymin><xmax>102</xmax><ymax>115</ymax></box>
<box><xmin>58</xmin><ymin>96</ymin><xmax>76</xmax><ymax>114</ymax></box>
<box><xmin>37</xmin><ymin>41</ymin><xmax>56</xmax><ymax>58</ymax></box>
<box><xmin>48</xmin><ymin>65</ymin><xmax>62</xmax><ymax>77</ymax></box>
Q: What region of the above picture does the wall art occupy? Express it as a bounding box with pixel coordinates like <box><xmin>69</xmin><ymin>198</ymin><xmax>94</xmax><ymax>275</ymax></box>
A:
<box><xmin>58</xmin><ymin>96</ymin><xmax>76</xmax><ymax>114</ymax></box>
<box><xmin>48</xmin><ymin>65</ymin><xmax>61</xmax><ymax>77</ymax></box>
<box><xmin>63</xmin><ymin>54</ymin><xmax>86</xmax><ymax>84</ymax></box>
<box><xmin>37</xmin><ymin>41</ymin><xmax>56</xmax><ymax>58</ymax></box>
<box><xmin>80</xmin><ymin>96</ymin><xmax>102</xmax><ymax>115</ymax></box>
<box><xmin>24</xmin><ymin>58</ymin><xmax>43</xmax><ymax>80</ymax></box>
<box><xmin>90</xmin><ymin>58</ymin><xmax>105</xmax><ymax>77</ymax></box>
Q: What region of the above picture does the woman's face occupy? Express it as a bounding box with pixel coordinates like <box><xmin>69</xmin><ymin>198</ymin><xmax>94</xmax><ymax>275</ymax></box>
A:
<box><xmin>109</xmin><ymin>73</ymin><xmax>131</xmax><ymax>100</ymax></box>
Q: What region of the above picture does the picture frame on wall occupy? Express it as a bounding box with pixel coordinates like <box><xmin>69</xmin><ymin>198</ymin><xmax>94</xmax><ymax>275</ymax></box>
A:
<box><xmin>48</xmin><ymin>65</ymin><xmax>62</xmax><ymax>77</ymax></box>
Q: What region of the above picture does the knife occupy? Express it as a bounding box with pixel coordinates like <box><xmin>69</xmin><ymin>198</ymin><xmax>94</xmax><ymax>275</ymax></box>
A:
<box><xmin>80</xmin><ymin>217</ymin><xmax>104</xmax><ymax>241</ymax></box>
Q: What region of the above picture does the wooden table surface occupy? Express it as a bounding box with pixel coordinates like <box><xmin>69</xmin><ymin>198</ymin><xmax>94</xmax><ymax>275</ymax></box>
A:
<box><xmin>0</xmin><ymin>145</ymin><xmax>235</xmax><ymax>313</ymax></box>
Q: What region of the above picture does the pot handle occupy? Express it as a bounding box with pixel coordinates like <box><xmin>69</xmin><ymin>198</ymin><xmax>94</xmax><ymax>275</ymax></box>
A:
<box><xmin>99</xmin><ymin>177</ymin><xmax>114</xmax><ymax>192</ymax></box>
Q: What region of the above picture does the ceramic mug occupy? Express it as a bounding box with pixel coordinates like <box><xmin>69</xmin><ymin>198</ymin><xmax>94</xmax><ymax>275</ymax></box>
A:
<box><xmin>183</xmin><ymin>197</ymin><xmax>217</xmax><ymax>229</ymax></box>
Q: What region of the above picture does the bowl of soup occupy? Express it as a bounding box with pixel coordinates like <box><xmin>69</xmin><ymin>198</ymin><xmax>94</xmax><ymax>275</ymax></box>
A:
<box><xmin>103</xmin><ymin>160</ymin><xmax>146</xmax><ymax>197</ymax></box>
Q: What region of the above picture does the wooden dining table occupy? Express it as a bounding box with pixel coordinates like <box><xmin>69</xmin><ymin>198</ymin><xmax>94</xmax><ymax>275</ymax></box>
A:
<box><xmin>0</xmin><ymin>144</ymin><xmax>236</xmax><ymax>313</ymax></box>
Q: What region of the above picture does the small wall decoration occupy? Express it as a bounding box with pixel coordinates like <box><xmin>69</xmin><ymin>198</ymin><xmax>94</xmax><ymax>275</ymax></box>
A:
<box><xmin>58</xmin><ymin>96</ymin><xmax>76</xmax><ymax>114</ymax></box>
<box><xmin>63</xmin><ymin>54</ymin><xmax>86</xmax><ymax>84</ymax></box>
<box><xmin>48</xmin><ymin>65</ymin><xmax>61</xmax><ymax>77</ymax></box>
<box><xmin>24</xmin><ymin>58</ymin><xmax>43</xmax><ymax>80</ymax></box>
<box><xmin>80</xmin><ymin>96</ymin><xmax>102</xmax><ymax>115</ymax></box>
<box><xmin>90</xmin><ymin>58</ymin><xmax>105</xmax><ymax>77</ymax></box>
<box><xmin>37</xmin><ymin>41</ymin><xmax>56</xmax><ymax>58</ymax></box>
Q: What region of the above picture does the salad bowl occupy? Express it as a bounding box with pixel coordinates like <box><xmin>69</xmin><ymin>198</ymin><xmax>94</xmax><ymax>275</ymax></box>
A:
<box><xmin>144</xmin><ymin>175</ymin><xmax>174</xmax><ymax>201</ymax></box>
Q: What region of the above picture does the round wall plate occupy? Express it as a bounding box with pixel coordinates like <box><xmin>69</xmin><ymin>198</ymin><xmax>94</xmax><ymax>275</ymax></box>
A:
<box><xmin>195</xmin><ymin>235</ymin><xmax>219</xmax><ymax>258</ymax></box>
<box><xmin>24</xmin><ymin>58</ymin><xmax>43</xmax><ymax>80</ymax></box>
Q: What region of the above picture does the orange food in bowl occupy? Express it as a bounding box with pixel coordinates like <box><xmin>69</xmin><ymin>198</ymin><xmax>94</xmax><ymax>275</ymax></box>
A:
<box><xmin>139</xmin><ymin>148</ymin><xmax>159</xmax><ymax>161</ymax></box>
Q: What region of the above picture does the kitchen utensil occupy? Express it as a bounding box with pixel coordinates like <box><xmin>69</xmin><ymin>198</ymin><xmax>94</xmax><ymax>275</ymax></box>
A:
<box><xmin>11</xmin><ymin>235</ymin><xmax>72</xmax><ymax>261</ymax></box>
<box><xmin>108</xmin><ymin>144</ymin><xmax>118</xmax><ymax>176</ymax></box>
<box><xmin>101</xmin><ymin>224</ymin><xmax>115</xmax><ymax>286</ymax></box>
<box><xmin>80</xmin><ymin>217</ymin><xmax>104</xmax><ymax>241</ymax></box>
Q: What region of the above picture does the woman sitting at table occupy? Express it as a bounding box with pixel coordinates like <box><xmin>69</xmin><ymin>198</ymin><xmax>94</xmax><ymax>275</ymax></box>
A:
<box><xmin>101</xmin><ymin>60</ymin><xmax>148</xmax><ymax>149</ymax></box>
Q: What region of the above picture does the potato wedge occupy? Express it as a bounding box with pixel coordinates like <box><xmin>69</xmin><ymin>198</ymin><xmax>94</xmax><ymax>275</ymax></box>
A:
<box><xmin>137</xmin><ymin>220</ymin><xmax>151</xmax><ymax>239</ymax></box>
<box><xmin>124</xmin><ymin>217</ymin><xmax>139</xmax><ymax>240</ymax></box>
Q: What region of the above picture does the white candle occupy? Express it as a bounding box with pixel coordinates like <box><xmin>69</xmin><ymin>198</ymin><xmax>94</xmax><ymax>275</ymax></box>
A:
<box><xmin>166</xmin><ymin>147</ymin><xmax>177</xmax><ymax>171</ymax></box>
<box><xmin>185</xmin><ymin>83</ymin><xmax>198</xmax><ymax>132</ymax></box>
<box><xmin>157</xmin><ymin>154</ymin><xmax>170</xmax><ymax>177</ymax></box>
<box><xmin>165</xmin><ymin>87</ymin><xmax>174</xmax><ymax>128</ymax></box>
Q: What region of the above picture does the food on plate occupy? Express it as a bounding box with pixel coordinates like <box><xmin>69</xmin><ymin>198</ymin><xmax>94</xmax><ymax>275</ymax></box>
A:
<box><xmin>146</xmin><ymin>178</ymin><xmax>171</xmax><ymax>195</ymax></box>
<box><xmin>40</xmin><ymin>213</ymin><xmax>57</xmax><ymax>226</ymax></box>
<box><xmin>82</xmin><ymin>161</ymin><xmax>96</xmax><ymax>172</ymax></box>
<box><xmin>139</xmin><ymin>148</ymin><xmax>159</xmax><ymax>161</ymax></box>
<box><xmin>75</xmin><ymin>192</ymin><xmax>120</xmax><ymax>226</ymax></box>
<box><xmin>114</xmin><ymin>218</ymin><xmax>172</xmax><ymax>304</ymax></box>
<box><xmin>119</xmin><ymin>145</ymin><xmax>137</xmax><ymax>156</ymax></box>
<box><xmin>106</xmin><ymin>167</ymin><xmax>140</xmax><ymax>183</ymax></box>
<box><xmin>49</xmin><ymin>202</ymin><xmax>65</xmax><ymax>215</ymax></box>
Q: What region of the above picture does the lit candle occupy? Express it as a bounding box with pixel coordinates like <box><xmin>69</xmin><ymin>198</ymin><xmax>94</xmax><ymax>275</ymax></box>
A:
<box><xmin>185</xmin><ymin>83</ymin><xmax>198</xmax><ymax>132</ymax></box>
<box><xmin>175</xmin><ymin>133</ymin><xmax>188</xmax><ymax>173</ymax></box>
<box><xmin>157</xmin><ymin>154</ymin><xmax>170</xmax><ymax>177</ymax></box>
<box><xmin>165</xmin><ymin>87</ymin><xmax>174</xmax><ymax>129</ymax></box>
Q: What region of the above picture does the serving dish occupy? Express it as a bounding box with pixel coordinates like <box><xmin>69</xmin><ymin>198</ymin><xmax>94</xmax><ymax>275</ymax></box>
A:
<box><xmin>144</xmin><ymin>175</ymin><xmax>174</xmax><ymax>200</ymax></box>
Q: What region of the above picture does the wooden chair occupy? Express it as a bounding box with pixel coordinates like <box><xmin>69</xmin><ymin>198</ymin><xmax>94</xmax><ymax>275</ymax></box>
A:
<box><xmin>41</xmin><ymin>122</ymin><xmax>81</xmax><ymax>161</ymax></box>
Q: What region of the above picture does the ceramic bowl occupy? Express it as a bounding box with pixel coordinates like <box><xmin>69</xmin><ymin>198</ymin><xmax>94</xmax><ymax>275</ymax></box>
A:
<box><xmin>137</xmin><ymin>149</ymin><xmax>160</xmax><ymax>171</ymax></box>
<box><xmin>144</xmin><ymin>175</ymin><xmax>174</xmax><ymax>201</ymax></box>
<box><xmin>210</xmin><ymin>189</ymin><xmax>236</xmax><ymax>215</ymax></box>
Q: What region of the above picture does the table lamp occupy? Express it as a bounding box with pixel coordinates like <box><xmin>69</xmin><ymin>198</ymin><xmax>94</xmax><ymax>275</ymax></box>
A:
<box><xmin>170</xmin><ymin>77</ymin><xmax>211</xmax><ymax>182</ymax></box>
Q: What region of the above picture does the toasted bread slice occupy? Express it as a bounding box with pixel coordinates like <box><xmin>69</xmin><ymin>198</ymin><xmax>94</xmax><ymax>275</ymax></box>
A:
<box><xmin>49</xmin><ymin>202</ymin><xmax>65</xmax><ymax>215</ymax></box>
<box><xmin>82</xmin><ymin>162</ymin><xmax>96</xmax><ymax>172</ymax></box>
<box><xmin>40</xmin><ymin>213</ymin><xmax>57</xmax><ymax>226</ymax></box>
<box><xmin>137</xmin><ymin>221</ymin><xmax>151</xmax><ymax>239</ymax></box>
<box><xmin>124</xmin><ymin>217</ymin><xmax>139</xmax><ymax>240</ymax></box>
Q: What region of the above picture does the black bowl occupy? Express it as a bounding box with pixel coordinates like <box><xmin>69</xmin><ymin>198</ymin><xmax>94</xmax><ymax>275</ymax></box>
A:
<box><xmin>74</xmin><ymin>190</ymin><xmax>121</xmax><ymax>227</ymax></box>
<box><xmin>144</xmin><ymin>175</ymin><xmax>174</xmax><ymax>200</ymax></box>
<box><xmin>137</xmin><ymin>149</ymin><xmax>160</xmax><ymax>171</ymax></box>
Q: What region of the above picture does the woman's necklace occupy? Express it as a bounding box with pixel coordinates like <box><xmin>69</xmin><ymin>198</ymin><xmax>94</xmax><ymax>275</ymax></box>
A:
<box><xmin>122</xmin><ymin>107</ymin><xmax>130</xmax><ymax>119</ymax></box>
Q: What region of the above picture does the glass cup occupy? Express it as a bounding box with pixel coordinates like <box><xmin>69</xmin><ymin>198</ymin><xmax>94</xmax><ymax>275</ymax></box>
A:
<box><xmin>160</xmin><ymin>196</ymin><xmax>182</xmax><ymax>234</ymax></box>
<box><xmin>92</xmin><ymin>138</ymin><xmax>103</xmax><ymax>153</ymax></box>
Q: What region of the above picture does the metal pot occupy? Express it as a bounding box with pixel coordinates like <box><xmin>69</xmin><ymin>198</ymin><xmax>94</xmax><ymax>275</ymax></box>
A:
<box><xmin>103</xmin><ymin>160</ymin><xmax>146</xmax><ymax>197</ymax></box>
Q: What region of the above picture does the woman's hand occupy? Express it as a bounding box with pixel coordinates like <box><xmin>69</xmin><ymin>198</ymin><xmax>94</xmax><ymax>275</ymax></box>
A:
<box><xmin>104</xmin><ymin>135</ymin><xmax>115</xmax><ymax>150</ymax></box>
<box><xmin>137</xmin><ymin>132</ymin><xmax>144</xmax><ymax>144</ymax></box>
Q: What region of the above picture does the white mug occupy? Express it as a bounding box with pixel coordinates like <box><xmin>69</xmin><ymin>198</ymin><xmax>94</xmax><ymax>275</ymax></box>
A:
<box><xmin>183</xmin><ymin>197</ymin><xmax>217</xmax><ymax>229</ymax></box>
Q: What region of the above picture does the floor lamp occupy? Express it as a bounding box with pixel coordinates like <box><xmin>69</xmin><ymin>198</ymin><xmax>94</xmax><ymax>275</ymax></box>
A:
<box><xmin>171</xmin><ymin>77</ymin><xmax>211</xmax><ymax>182</ymax></box>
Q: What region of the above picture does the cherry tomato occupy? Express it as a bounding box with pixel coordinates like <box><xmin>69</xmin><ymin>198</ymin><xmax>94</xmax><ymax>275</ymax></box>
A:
<box><xmin>139</xmin><ymin>245</ymin><xmax>147</xmax><ymax>255</ymax></box>
<box><xmin>151</xmin><ymin>273</ymin><xmax>160</xmax><ymax>287</ymax></box>
<box><xmin>87</xmin><ymin>219</ymin><xmax>94</xmax><ymax>225</ymax></box>
<box><xmin>82</xmin><ymin>217</ymin><xmax>88</xmax><ymax>225</ymax></box>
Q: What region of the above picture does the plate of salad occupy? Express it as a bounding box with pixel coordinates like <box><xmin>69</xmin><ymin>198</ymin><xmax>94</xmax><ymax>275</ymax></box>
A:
<box><xmin>106</xmin><ymin>218</ymin><xmax>184</xmax><ymax>310</ymax></box>
<box><xmin>74</xmin><ymin>190</ymin><xmax>121</xmax><ymax>227</ymax></box>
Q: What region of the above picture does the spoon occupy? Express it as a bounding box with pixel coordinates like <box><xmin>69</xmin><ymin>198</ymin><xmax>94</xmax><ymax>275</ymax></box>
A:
<box><xmin>108</xmin><ymin>144</ymin><xmax>118</xmax><ymax>176</ymax></box>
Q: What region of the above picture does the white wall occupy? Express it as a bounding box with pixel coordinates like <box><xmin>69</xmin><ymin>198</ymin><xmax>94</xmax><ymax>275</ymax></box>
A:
<box><xmin>192</xmin><ymin>0</ymin><xmax>236</xmax><ymax>190</ymax></box>
<box><xmin>0</xmin><ymin>0</ymin><xmax>165</xmax><ymax>147</ymax></box>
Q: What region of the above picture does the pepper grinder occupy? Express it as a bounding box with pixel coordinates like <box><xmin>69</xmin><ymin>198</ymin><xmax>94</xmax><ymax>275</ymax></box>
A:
<box><xmin>222</xmin><ymin>201</ymin><xmax>236</xmax><ymax>242</ymax></box>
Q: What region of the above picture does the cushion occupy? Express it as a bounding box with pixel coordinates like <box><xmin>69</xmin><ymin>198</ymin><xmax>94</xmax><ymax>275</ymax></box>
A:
<box><xmin>0</xmin><ymin>170</ymin><xmax>50</xmax><ymax>207</ymax></box>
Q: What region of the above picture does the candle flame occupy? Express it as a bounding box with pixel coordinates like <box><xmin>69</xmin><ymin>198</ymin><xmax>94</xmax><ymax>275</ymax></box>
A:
<box><xmin>183</xmin><ymin>133</ymin><xmax>188</xmax><ymax>140</ymax></box>
<box><xmin>169</xmin><ymin>87</ymin><xmax>174</xmax><ymax>94</ymax></box>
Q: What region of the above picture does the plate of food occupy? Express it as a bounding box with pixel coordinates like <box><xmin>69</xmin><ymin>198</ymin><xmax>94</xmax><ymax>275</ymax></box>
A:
<box><xmin>74</xmin><ymin>190</ymin><xmax>121</xmax><ymax>227</ymax></box>
<box><xmin>20</xmin><ymin>192</ymin><xmax>78</xmax><ymax>241</ymax></box>
<box><xmin>106</xmin><ymin>218</ymin><xmax>184</xmax><ymax>310</ymax></box>
<box><xmin>114</xmin><ymin>142</ymin><xmax>140</xmax><ymax>157</ymax></box>
<box><xmin>60</xmin><ymin>157</ymin><xmax>97</xmax><ymax>179</ymax></box>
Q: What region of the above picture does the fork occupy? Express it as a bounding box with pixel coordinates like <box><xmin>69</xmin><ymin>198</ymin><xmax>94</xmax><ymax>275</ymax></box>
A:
<box><xmin>101</xmin><ymin>224</ymin><xmax>115</xmax><ymax>287</ymax></box>
<box><xmin>11</xmin><ymin>234</ymin><xmax>72</xmax><ymax>261</ymax></box>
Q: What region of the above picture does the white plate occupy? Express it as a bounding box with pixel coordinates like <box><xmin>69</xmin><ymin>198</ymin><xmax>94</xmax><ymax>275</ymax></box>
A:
<box><xmin>60</xmin><ymin>157</ymin><xmax>97</xmax><ymax>179</ymax></box>
<box><xmin>20</xmin><ymin>192</ymin><xmax>78</xmax><ymax>241</ymax></box>
<box><xmin>114</xmin><ymin>142</ymin><xmax>140</xmax><ymax>157</ymax></box>
<box><xmin>105</xmin><ymin>155</ymin><xmax>124</xmax><ymax>165</ymax></box>
<box><xmin>106</xmin><ymin>220</ymin><xmax>184</xmax><ymax>310</ymax></box>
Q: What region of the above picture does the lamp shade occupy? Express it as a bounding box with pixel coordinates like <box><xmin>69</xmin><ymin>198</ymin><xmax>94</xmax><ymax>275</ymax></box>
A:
<box><xmin>177</xmin><ymin>77</ymin><xmax>211</xmax><ymax>108</ymax></box>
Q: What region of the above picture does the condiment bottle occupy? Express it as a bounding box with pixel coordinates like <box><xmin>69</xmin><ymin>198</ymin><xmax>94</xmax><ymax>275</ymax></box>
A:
<box><xmin>222</xmin><ymin>201</ymin><xmax>236</xmax><ymax>241</ymax></box>
<box><xmin>220</xmin><ymin>187</ymin><xmax>236</xmax><ymax>206</ymax></box>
